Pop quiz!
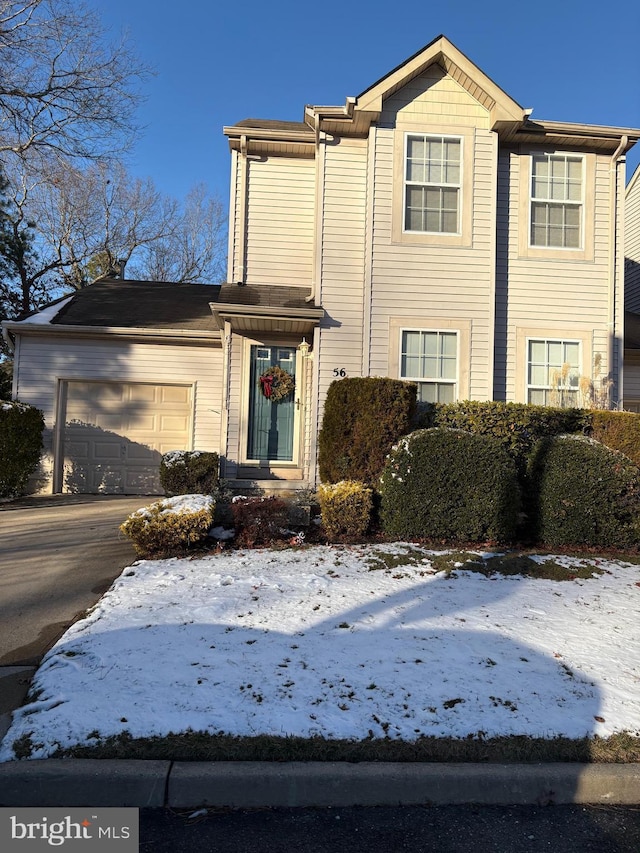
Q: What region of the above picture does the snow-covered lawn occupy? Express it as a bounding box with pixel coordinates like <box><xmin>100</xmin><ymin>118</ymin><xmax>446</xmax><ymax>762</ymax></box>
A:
<box><xmin>1</xmin><ymin>543</ymin><xmax>639</xmax><ymax>761</ymax></box>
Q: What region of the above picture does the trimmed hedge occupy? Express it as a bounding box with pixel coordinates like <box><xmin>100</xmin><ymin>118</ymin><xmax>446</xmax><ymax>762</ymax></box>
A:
<box><xmin>527</xmin><ymin>435</ymin><xmax>640</xmax><ymax>549</ymax></box>
<box><xmin>120</xmin><ymin>495</ymin><xmax>216</xmax><ymax>556</ymax></box>
<box><xmin>418</xmin><ymin>401</ymin><xmax>588</xmax><ymax>476</ymax></box>
<box><xmin>0</xmin><ymin>401</ymin><xmax>44</xmax><ymax>499</ymax></box>
<box><xmin>380</xmin><ymin>428</ymin><xmax>520</xmax><ymax>544</ymax></box>
<box><xmin>318</xmin><ymin>377</ymin><xmax>417</xmax><ymax>485</ymax></box>
<box><xmin>589</xmin><ymin>411</ymin><xmax>640</xmax><ymax>468</ymax></box>
<box><xmin>230</xmin><ymin>496</ymin><xmax>290</xmax><ymax>548</ymax></box>
<box><xmin>317</xmin><ymin>481</ymin><xmax>373</xmax><ymax>540</ymax></box>
<box><xmin>160</xmin><ymin>450</ymin><xmax>219</xmax><ymax>496</ymax></box>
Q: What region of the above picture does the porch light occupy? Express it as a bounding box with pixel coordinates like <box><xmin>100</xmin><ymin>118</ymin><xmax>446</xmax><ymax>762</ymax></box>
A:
<box><xmin>298</xmin><ymin>337</ymin><xmax>311</xmax><ymax>359</ymax></box>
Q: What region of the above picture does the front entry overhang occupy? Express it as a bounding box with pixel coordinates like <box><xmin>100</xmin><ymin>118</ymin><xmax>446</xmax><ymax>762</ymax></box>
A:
<box><xmin>209</xmin><ymin>284</ymin><xmax>324</xmax><ymax>335</ymax></box>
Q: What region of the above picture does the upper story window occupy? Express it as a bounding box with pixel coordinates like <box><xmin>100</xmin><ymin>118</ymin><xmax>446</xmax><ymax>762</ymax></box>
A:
<box><xmin>530</xmin><ymin>154</ymin><xmax>583</xmax><ymax>249</ymax></box>
<box><xmin>400</xmin><ymin>329</ymin><xmax>458</xmax><ymax>403</ymax></box>
<box><xmin>404</xmin><ymin>135</ymin><xmax>461</xmax><ymax>234</ymax></box>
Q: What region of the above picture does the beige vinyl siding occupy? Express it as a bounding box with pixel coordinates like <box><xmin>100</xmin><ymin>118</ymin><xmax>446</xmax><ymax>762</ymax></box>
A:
<box><xmin>499</xmin><ymin>149</ymin><xmax>615</xmax><ymax>402</ymax></box>
<box><xmin>223</xmin><ymin>331</ymin><xmax>244</xmax><ymax>480</ymax></box>
<box><xmin>12</xmin><ymin>334</ymin><xmax>223</xmax><ymax>493</ymax></box>
<box><xmin>244</xmin><ymin>156</ymin><xmax>315</xmax><ymax>286</ymax></box>
<box><xmin>382</xmin><ymin>64</ymin><xmax>491</xmax><ymax>129</ymax></box>
<box><xmin>625</xmin><ymin>168</ymin><xmax>640</xmax><ymax>311</ymax></box>
<box><xmin>367</xmin><ymin>122</ymin><xmax>495</xmax><ymax>401</ymax></box>
<box><xmin>316</xmin><ymin>138</ymin><xmax>368</xmax><ymax>402</ymax></box>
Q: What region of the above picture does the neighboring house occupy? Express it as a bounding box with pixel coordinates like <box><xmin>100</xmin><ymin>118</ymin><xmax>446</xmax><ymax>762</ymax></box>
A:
<box><xmin>624</xmin><ymin>165</ymin><xmax>640</xmax><ymax>411</ymax></box>
<box><xmin>3</xmin><ymin>34</ymin><xmax>640</xmax><ymax>495</ymax></box>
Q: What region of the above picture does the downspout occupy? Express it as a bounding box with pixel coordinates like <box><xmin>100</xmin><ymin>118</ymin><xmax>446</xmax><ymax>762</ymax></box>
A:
<box><xmin>237</xmin><ymin>135</ymin><xmax>248</xmax><ymax>284</ymax></box>
<box><xmin>2</xmin><ymin>323</ymin><xmax>15</xmax><ymax>354</ymax></box>
<box><xmin>608</xmin><ymin>135</ymin><xmax>627</xmax><ymax>409</ymax></box>
<box><xmin>306</xmin><ymin>111</ymin><xmax>322</xmax><ymax>304</ymax></box>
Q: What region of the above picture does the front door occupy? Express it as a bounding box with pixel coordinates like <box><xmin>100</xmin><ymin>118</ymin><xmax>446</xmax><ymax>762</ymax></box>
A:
<box><xmin>247</xmin><ymin>345</ymin><xmax>297</xmax><ymax>463</ymax></box>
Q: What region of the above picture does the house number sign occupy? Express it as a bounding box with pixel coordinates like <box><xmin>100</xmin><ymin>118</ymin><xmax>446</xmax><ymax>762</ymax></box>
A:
<box><xmin>333</xmin><ymin>368</ymin><xmax>347</xmax><ymax>377</ymax></box>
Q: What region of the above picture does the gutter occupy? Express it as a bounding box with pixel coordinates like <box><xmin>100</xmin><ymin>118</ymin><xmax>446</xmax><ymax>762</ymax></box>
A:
<box><xmin>609</xmin><ymin>135</ymin><xmax>628</xmax><ymax>409</ymax></box>
<box><xmin>1</xmin><ymin>322</ymin><xmax>222</xmax><ymax>345</ymax></box>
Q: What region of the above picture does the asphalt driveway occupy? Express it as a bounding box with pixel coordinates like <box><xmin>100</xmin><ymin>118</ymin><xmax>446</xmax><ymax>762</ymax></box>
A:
<box><xmin>0</xmin><ymin>494</ymin><xmax>146</xmax><ymax>667</ymax></box>
<box><xmin>0</xmin><ymin>494</ymin><xmax>148</xmax><ymax>737</ymax></box>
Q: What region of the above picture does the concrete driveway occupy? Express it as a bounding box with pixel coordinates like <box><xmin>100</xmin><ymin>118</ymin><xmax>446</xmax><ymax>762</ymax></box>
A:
<box><xmin>0</xmin><ymin>494</ymin><xmax>148</xmax><ymax>736</ymax></box>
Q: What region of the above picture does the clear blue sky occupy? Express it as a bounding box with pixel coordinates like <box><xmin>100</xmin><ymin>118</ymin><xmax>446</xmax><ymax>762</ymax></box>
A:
<box><xmin>93</xmin><ymin>0</ymin><xmax>640</xmax><ymax>205</ymax></box>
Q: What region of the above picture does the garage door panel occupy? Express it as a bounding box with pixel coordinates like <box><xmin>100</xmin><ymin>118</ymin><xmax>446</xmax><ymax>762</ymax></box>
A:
<box><xmin>61</xmin><ymin>381</ymin><xmax>192</xmax><ymax>495</ymax></box>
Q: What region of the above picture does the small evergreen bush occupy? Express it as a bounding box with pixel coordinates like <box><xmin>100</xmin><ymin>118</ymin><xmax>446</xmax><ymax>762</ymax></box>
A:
<box><xmin>317</xmin><ymin>481</ymin><xmax>373</xmax><ymax>540</ymax></box>
<box><xmin>0</xmin><ymin>400</ymin><xmax>45</xmax><ymax>499</ymax></box>
<box><xmin>527</xmin><ymin>435</ymin><xmax>640</xmax><ymax>549</ymax></box>
<box><xmin>120</xmin><ymin>494</ymin><xmax>215</xmax><ymax>556</ymax></box>
<box><xmin>230</xmin><ymin>496</ymin><xmax>289</xmax><ymax>548</ymax></box>
<box><xmin>380</xmin><ymin>428</ymin><xmax>520</xmax><ymax>544</ymax></box>
<box><xmin>318</xmin><ymin>377</ymin><xmax>417</xmax><ymax>485</ymax></box>
<box><xmin>160</xmin><ymin>450</ymin><xmax>219</xmax><ymax>496</ymax></box>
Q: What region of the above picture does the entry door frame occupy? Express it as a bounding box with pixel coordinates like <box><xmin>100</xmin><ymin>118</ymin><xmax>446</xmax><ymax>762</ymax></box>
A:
<box><xmin>239</xmin><ymin>338</ymin><xmax>304</xmax><ymax>470</ymax></box>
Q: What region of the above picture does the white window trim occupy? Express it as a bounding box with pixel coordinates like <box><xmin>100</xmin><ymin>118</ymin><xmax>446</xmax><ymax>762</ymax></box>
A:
<box><xmin>518</xmin><ymin>150</ymin><xmax>595</xmax><ymax>262</ymax></box>
<box><xmin>399</xmin><ymin>327</ymin><xmax>459</xmax><ymax>402</ymax></box>
<box><xmin>528</xmin><ymin>153</ymin><xmax>585</xmax><ymax>251</ymax></box>
<box><xmin>389</xmin><ymin>317</ymin><xmax>471</xmax><ymax>402</ymax></box>
<box><xmin>525</xmin><ymin>336</ymin><xmax>582</xmax><ymax>406</ymax></box>
<box><xmin>515</xmin><ymin>326</ymin><xmax>593</xmax><ymax>405</ymax></box>
<box><xmin>402</xmin><ymin>133</ymin><xmax>463</xmax><ymax>237</ymax></box>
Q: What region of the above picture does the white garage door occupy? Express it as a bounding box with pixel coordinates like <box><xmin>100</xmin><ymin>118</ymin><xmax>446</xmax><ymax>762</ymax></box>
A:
<box><xmin>60</xmin><ymin>380</ymin><xmax>193</xmax><ymax>494</ymax></box>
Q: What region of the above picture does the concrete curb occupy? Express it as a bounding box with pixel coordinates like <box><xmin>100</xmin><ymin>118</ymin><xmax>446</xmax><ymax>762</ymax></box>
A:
<box><xmin>1</xmin><ymin>761</ymin><xmax>639</xmax><ymax>808</ymax></box>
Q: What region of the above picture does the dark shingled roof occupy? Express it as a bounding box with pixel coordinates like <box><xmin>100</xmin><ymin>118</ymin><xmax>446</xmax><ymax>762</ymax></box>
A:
<box><xmin>215</xmin><ymin>283</ymin><xmax>318</xmax><ymax>310</ymax></box>
<box><xmin>52</xmin><ymin>279</ymin><xmax>221</xmax><ymax>332</ymax></box>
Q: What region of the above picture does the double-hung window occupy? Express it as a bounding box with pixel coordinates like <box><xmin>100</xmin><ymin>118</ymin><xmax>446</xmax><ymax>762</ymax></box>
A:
<box><xmin>527</xmin><ymin>338</ymin><xmax>580</xmax><ymax>406</ymax></box>
<box><xmin>400</xmin><ymin>329</ymin><xmax>458</xmax><ymax>403</ymax></box>
<box><xmin>404</xmin><ymin>135</ymin><xmax>461</xmax><ymax>234</ymax></box>
<box><xmin>530</xmin><ymin>154</ymin><xmax>583</xmax><ymax>249</ymax></box>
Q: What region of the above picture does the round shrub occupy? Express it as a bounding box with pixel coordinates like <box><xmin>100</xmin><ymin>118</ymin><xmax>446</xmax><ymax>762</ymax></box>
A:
<box><xmin>379</xmin><ymin>428</ymin><xmax>520</xmax><ymax>544</ymax></box>
<box><xmin>317</xmin><ymin>481</ymin><xmax>373</xmax><ymax>540</ymax></box>
<box><xmin>527</xmin><ymin>435</ymin><xmax>640</xmax><ymax>549</ymax></box>
<box><xmin>120</xmin><ymin>494</ymin><xmax>215</xmax><ymax>556</ymax></box>
<box><xmin>160</xmin><ymin>450</ymin><xmax>219</xmax><ymax>497</ymax></box>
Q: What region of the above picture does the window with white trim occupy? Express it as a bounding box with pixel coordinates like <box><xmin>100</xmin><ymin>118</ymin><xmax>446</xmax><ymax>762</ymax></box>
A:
<box><xmin>404</xmin><ymin>135</ymin><xmax>461</xmax><ymax>234</ymax></box>
<box><xmin>527</xmin><ymin>338</ymin><xmax>581</xmax><ymax>406</ymax></box>
<box><xmin>400</xmin><ymin>329</ymin><xmax>458</xmax><ymax>403</ymax></box>
<box><xmin>530</xmin><ymin>154</ymin><xmax>583</xmax><ymax>248</ymax></box>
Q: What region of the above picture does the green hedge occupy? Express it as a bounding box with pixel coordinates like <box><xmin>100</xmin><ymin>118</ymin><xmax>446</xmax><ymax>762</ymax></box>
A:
<box><xmin>588</xmin><ymin>411</ymin><xmax>640</xmax><ymax>468</ymax></box>
<box><xmin>418</xmin><ymin>401</ymin><xmax>588</xmax><ymax>476</ymax></box>
<box><xmin>380</xmin><ymin>428</ymin><xmax>520</xmax><ymax>544</ymax></box>
<box><xmin>0</xmin><ymin>401</ymin><xmax>44</xmax><ymax>499</ymax></box>
<box><xmin>318</xmin><ymin>377</ymin><xmax>417</xmax><ymax>485</ymax></box>
<box><xmin>160</xmin><ymin>450</ymin><xmax>220</xmax><ymax>496</ymax></box>
<box><xmin>527</xmin><ymin>435</ymin><xmax>640</xmax><ymax>549</ymax></box>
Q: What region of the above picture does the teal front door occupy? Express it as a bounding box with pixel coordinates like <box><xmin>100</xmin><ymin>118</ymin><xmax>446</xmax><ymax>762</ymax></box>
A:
<box><xmin>247</xmin><ymin>346</ymin><xmax>297</xmax><ymax>462</ymax></box>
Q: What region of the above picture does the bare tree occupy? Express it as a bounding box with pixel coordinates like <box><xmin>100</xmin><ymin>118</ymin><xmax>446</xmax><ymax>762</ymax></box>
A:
<box><xmin>0</xmin><ymin>159</ymin><xmax>227</xmax><ymax>317</ymax></box>
<box><xmin>0</xmin><ymin>0</ymin><xmax>150</xmax><ymax>164</ymax></box>
<box><xmin>134</xmin><ymin>183</ymin><xmax>227</xmax><ymax>283</ymax></box>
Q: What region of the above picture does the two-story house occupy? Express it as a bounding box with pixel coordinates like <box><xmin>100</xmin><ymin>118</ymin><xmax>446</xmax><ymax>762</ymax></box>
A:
<box><xmin>4</xmin><ymin>35</ymin><xmax>640</xmax><ymax>495</ymax></box>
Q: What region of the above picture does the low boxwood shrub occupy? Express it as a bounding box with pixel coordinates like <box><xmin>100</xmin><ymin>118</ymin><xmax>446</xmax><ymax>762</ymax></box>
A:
<box><xmin>318</xmin><ymin>377</ymin><xmax>417</xmax><ymax>485</ymax></box>
<box><xmin>527</xmin><ymin>435</ymin><xmax>640</xmax><ymax>549</ymax></box>
<box><xmin>120</xmin><ymin>494</ymin><xmax>216</xmax><ymax>556</ymax></box>
<box><xmin>380</xmin><ymin>428</ymin><xmax>520</xmax><ymax>544</ymax></box>
<box><xmin>317</xmin><ymin>481</ymin><xmax>373</xmax><ymax>540</ymax></box>
<box><xmin>160</xmin><ymin>450</ymin><xmax>219</xmax><ymax>496</ymax></box>
<box><xmin>0</xmin><ymin>400</ymin><xmax>45</xmax><ymax>499</ymax></box>
<box><xmin>230</xmin><ymin>495</ymin><xmax>290</xmax><ymax>548</ymax></box>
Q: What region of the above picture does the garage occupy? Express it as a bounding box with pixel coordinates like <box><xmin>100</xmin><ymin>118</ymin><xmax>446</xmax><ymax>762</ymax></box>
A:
<box><xmin>57</xmin><ymin>380</ymin><xmax>193</xmax><ymax>494</ymax></box>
